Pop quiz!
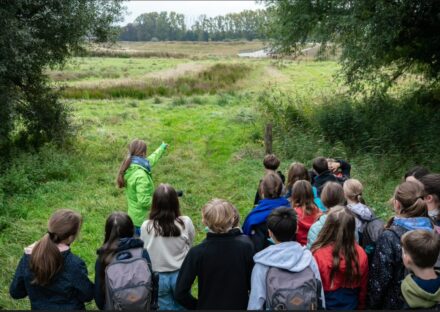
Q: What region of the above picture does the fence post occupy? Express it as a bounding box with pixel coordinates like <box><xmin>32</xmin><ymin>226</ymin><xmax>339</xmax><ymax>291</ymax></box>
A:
<box><xmin>264</xmin><ymin>123</ymin><xmax>273</xmax><ymax>155</ymax></box>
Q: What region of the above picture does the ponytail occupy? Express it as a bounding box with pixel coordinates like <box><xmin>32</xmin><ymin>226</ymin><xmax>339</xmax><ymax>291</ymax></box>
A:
<box><xmin>116</xmin><ymin>139</ymin><xmax>147</xmax><ymax>188</ymax></box>
<box><xmin>30</xmin><ymin>209</ymin><xmax>82</xmax><ymax>286</ymax></box>
<box><xmin>30</xmin><ymin>234</ymin><xmax>63</xmax><ymax>286</ymax></box>
<box><xmin>116</xmin><ymin>156</ymin><xmax>132</xmax><ymax>188</ymax></box>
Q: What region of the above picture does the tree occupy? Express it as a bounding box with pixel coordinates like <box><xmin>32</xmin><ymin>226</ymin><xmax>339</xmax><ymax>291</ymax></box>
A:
<box><xmin>0</xmin><ymin>0</ymin><xmax>123</xmax><ymax>155</ymax></box>
<box><xmin>264</xmin><ymin>0</ymin><xmax>440</xmax><ymax>92</ymax></box>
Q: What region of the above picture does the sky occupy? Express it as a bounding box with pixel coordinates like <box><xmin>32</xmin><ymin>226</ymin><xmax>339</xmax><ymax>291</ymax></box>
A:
<box><xmin>121</xmin><ymin>1</ymin><xmax>265</xmax><ymax>26</ymax></box>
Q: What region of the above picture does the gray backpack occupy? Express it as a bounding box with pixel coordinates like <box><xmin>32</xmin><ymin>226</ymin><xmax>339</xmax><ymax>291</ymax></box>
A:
<box><xmin>266</xmin><ymin>266</ymin><xmax>321</xmax><ymax>310</ymax></box>
<box><xmin>105</xmin><ymin>248</ymin><xmax>152</xmax><ymax>310</ymax></box>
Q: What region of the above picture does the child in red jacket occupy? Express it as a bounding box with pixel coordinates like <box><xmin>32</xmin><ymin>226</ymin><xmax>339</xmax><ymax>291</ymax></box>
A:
<box><xmin>290</xmin><ymin>180</ymin><xmax>322</xmax><ymax>246</ymax></box>
<box><xmin>311</xmin><ymin>205</ymin><xmax>368</xmax><ymax>310</ymax></box>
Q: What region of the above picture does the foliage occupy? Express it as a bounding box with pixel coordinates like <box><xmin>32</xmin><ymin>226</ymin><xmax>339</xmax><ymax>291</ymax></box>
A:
<box><xmin>0</xmin><ymin>0</ymin><xmax>123</xmax><ymax>155</ymax></box>
<box><xmin>264</xmin><ymin>0</ymin><xmax>440</xmax><ymax>92</ymax></box>
<box><xmin>119</xmin><ymin>10</ymin><xmax>269</xmax><ymax>42</ymax></box>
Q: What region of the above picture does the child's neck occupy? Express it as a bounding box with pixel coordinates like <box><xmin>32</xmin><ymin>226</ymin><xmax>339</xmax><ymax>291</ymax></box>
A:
<box><xmin>347</xmin><ymin>199</ymin><xmax>358</xmax><ymax>205</ymax></box>
<box><xmin>265</xmin><ymin>168</ymin><xmax>276</xmax><ymax>174</ymax></box>
<box><xmin>412</xmin><ymin>266</ymin><xmax>438</xmax><ymax>280</ymax></box>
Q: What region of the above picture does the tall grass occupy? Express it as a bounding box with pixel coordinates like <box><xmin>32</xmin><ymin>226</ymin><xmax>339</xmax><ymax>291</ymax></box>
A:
<box><xmin>61</xmin><ymin>64</ymin><xmax>253</xmax><ymax>99</ymax></box>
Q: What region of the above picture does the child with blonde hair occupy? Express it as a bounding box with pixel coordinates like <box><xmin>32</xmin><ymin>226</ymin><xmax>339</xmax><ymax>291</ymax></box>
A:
<box><xmin>343</xmin><ymin>179</ymin><xmax>374</xmax><ymax>237</ymax></box>
<box><xmin>175</xmin><ymin>199</ymin><xmax>254</xmax><ymax>310</ymax></box>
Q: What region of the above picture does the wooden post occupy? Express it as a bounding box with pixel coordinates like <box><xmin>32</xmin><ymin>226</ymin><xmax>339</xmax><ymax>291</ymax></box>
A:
<box><xmin>264</xmin><ymin>123</ymin><xmax>273</xmax><ymax>155</ymax></box>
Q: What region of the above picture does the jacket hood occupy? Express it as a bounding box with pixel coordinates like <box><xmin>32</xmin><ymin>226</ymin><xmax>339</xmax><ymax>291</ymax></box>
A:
<box><xmin>347</xmin><ymin>203</ymin><xmax>373</xmax><ymax>221</ymax></box>
<box><xmin>124</xmin><ymin>163</ymin><xmax>149</xmax><ymax>179</ymax></box>
<box><xmin>97</xmin><ymin>237</ymin><xmax>144</xmax><ymax>255</ymax></box>
<box><xmin>393</xmin><ymin>217</ymin><xmax>433</xmax><ymax>231</ymax></box>
<box><xmin>402</xmin><ymin>273</ymin><xmax>440</xmax><ymax>308</ymax></box>
<box><xmin>25</xmin><ymin>242</ymin><xmax>70</xmax><ymax>255</ymax></box>
<box><xmin>253</xmin><ymin>241</ymin><xmax>313</xmax><ymax>272</ymax></box>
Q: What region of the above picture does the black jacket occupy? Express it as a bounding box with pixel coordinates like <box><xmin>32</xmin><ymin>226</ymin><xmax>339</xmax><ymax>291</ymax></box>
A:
<box><xmin>175</xmin><ymin>228</ymin><xmax>254</xmax><ymax>310</ymax></box>
<box><xmin>367</xmin><ymin>225</ymin><xmax>407</xmax><ymax>309</ymax></box>
<box><xmin>94</xmin><ymin>237</ymin><xmax>158</xmax><ymax>310</ymax></box>
<box><xmin>312</xmin><ymin>159</ymin><xmax>351</xmax><ymax>196</ymax></box>
<box><xmin>10</xmin><ymin>248</ymin><xmax>94</xmax><ymax>310</ymax></box>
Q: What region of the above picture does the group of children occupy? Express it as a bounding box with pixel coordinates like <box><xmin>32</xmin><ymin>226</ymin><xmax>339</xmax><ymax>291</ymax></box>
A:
<box><xmin>8</xmin><ymin>139</ymin><xmax>440</xmax><ymax>310</ymax></box>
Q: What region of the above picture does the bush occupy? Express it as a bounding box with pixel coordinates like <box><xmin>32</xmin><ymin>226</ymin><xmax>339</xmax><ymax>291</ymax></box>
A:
<box><xmin>314</xmin><ymin>89</ymin><xmax>440</xmax><ymax>161</ymax></box>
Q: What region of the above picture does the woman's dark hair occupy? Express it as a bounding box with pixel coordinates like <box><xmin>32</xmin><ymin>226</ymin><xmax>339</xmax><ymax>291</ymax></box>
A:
<box><xmin>291</xmin><ymin>180</ymin><xmax>316</xmax><ymax>215</ymax></box>
<box><xmin>404</xmin><ymin>166</ymin><xmax>430</xmax><ymax>181</ymax></box>
<box><xmin>311</xmin><ymin>206</ymin><xmax>361</xmax><ymax>287</ymax></box>
<box><xmin>98</xmin><ymin>212</ymin><xmax>135</xmax><ymax>295</ymax></box>
<box><xmin>286</xmin><ymin>162</ymin><xmax>310</xmax><ymax>192</ymax></box>
<box><xmin>267</xmin><ymin>207</ymin><xmax>297</xmax><ymax>242</ymax></box>
<box><xmin>260</xmin><ymin>172</ymin><xmax>283</xmax><ymax>199</ymax></box>
<box><xmin>419</xmin><ymin>174</ymin><xmax>440</xmax><ymax>203</ymax></box>
<box><xmin>116</xmin><ymin>139</ymin><xmax>147</xmax><ymax>188</ymax></box>
<box><xmin>148</xmin><ymin>183</ymin><xmax>184</xmax><ymax>237</ymax></box>
<box><xmin>321</xmin><ymin>181</ymin><xmax>346</xmax><ymax>209</ymax></box>
<box><xmin>30</xmin><ymin>209</ymin><xmax>82</xmax><ymax>286</ymax></box>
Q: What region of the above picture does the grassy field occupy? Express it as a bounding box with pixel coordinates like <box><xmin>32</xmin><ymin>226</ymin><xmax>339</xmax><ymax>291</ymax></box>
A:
<box><xmin>1</xmin><ymin>41</ymin><xmax>430</xmax><ymax>309</ymax></box>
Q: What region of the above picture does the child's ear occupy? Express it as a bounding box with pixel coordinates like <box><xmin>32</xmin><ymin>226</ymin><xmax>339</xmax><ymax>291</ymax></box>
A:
<box><xmin>425</xmin><ymin>194</ymin><xmax>434</xmax><ymax>204</ymax></box>
<box><xmin>393</xmin><ymin>199</ymin><xmax>401</xmax><ymax>214</ymax></box>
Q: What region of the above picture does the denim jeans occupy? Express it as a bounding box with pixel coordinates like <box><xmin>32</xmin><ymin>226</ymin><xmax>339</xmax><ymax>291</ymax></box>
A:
<box><xmin>158</xmin><ymin>271</ymin><xmax>184</xmax><ymax>310</ymax></box>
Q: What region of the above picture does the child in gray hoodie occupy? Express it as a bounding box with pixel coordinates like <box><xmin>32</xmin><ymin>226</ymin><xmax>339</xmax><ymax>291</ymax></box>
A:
<box><xmin>248</xmin><ymin>207</ymin><xmax>325</xmax><ymax>310</ymax></box>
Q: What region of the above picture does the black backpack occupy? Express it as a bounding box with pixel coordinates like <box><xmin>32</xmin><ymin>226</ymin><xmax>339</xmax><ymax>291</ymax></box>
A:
<box><xmin>350</xmin><ymin>209</ymin><xmax>385</xmax><ymax>262</ymax></box>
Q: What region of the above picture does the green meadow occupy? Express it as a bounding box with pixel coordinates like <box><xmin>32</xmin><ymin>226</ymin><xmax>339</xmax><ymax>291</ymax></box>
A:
<box><xmin>2</xmin><ymin>41</ymin><xmax>437</xmax><ymax>309</ymax></box>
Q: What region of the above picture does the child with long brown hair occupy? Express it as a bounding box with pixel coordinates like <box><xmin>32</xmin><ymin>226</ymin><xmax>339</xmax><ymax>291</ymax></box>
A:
<box><xmin>307</xmin><ymin>182</ymin><xmax>346</xmax><ymax>248</ymax></box>
<box><xmin>368</xmin><ymin>180</ymin><xmax>434</xmax><ymax>309</ymax></box>
<box><xmin>311</xmin><ymin>206</ymin><xmax>368</xmax><ymax>310</ymax></box>
<box><xmin>94</xmin><ymin>212</ymin><xmax>158</xmax><ymax>310</ymax></box>
<box><xmin>10</xmin><ymin>209</ymin><xmax>93</xmax><ymax>310</ymax></box>
<box><xmin>291</xmin><ymin>180</ymin><xmax>322</xmax><ymax>246</ymax></box>
<box><xmin>116</xmin><ymin>139</ymin><xmax>168</xmax><ymax>235</ymax></box>
<box><xmin>141</xmin><ymin>184</ymin><xmax>195</xmax><ymax>310</ymax></box>
<box><xmin>285</xmin><ymin>162</ymin><xmax>325</xmax><ymax>211</ymax></box>
<box><xmin>243</xmin><ymin>172</ymin><xmax>290</xmax><ymax>252</ymax></box>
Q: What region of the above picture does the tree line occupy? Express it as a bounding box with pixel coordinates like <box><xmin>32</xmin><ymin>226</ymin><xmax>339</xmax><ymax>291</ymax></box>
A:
<box><xmin>119</xmin><ymin>10</ymin><xmax>268</xmax><ymax>42</ymax></box>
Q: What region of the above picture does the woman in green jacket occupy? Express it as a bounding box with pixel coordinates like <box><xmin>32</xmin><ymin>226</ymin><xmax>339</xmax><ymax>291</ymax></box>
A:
<box><xmin>117</xmin><ymin>139</ymin><xmax>168</xmax><ymax>235</ymax></box>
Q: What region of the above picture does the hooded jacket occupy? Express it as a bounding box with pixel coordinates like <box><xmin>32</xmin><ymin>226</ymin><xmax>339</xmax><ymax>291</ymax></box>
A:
<box><xmin>368</xmin><ymin>217</ymin><xmax>433</xmax><ymax>309</ymax></box>
<box><xmin>124</xmin><ymin>144</ymin><xmax>167</xmax><ymax>227</ymax></box>
<box><xmin>94</xmin><ymin>237</ymin><xmax>158</xmax><ymax>310</ymax></box>
<box><xmin>243</xmin><ymin>197</ymin><xmax>290</xmax><ymax>253</ymax></box>
<box><xmin>9</xmin><ymin>243</ymin><xmax>94</xmax><ymax>310</ymax></box>
<box><xmin>247</xmin><ymin>241</ymin><xmax>325</xmax><ymax>310</ymax></box>
<box><xmin>401</xmin><ymin>272</ymin><xmax>440</xmax><ymax>309</ymax></box>
<box><xmin>347</xmin><ymin>203</ymin><xmax>374</xmax><ymax>235</ymax></box>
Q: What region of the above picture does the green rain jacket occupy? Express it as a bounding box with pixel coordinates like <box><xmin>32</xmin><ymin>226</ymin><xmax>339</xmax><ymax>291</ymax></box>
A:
<box><xmin>401</xmin><ymin>272</ymin><xmax>440</xmax><ymax>309</ymax></box>
<box><xmin>124</xmin><ymin>143</ymin><xmax>167</xmax><ymax>227</ymax></box>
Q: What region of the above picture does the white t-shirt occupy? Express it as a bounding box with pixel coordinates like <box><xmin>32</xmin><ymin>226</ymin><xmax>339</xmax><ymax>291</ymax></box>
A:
<box><xmin>140</xmin><ymin>216</ymin><xmax>195</xmax><ymax>272</ymax></box>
